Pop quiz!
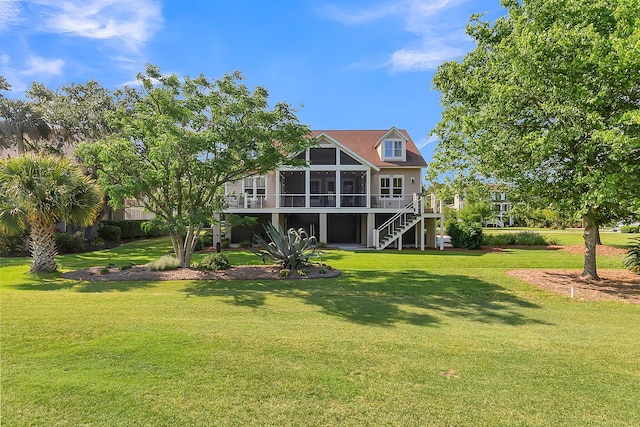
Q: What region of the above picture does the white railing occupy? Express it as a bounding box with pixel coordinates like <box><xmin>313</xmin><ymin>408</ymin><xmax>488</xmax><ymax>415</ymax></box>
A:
<box><xmin>224</xmin><ymin>194</ymin><xmax>266</xmax><ymax>209</ymax></box>
<box><xmin>373</xmin><ymin>195</ymin><xmax>423</xmax><ymax>249</ymax></box>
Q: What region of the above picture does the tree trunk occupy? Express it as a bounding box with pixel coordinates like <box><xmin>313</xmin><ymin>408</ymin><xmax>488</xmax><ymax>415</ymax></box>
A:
<box><xmin>170</xmin><ymin>233</ymin><xmax>185</xmax><ymax>266</ymax></box>
<box><xmin>17</xmin><ymin>131</ymin><xmax>26</xmax><ymax>154</ymax></box>
<box><xmin>29</xmin><ymin>218</ymin><xmax>58</xmax><ymax>272</ymax></box>
<box><xmin>580</xmin><ymin>213</ymin><xmax>599</xmax><ymax>280</ymax></box>
<box><xmin>595</xmin><ymin>226</ymin><xmax>602</xmax><ymax>246</ymax></box>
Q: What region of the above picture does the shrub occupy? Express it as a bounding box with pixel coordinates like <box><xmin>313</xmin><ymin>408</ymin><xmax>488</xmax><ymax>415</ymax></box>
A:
<box><xmin>483</xmin><ymin>233</ymin><xmax>516</xmax><ymax>246</ymax></box>
<box><xmin>98</xmin><ymin>224</ymin><xmax>121</xmax><ymax>242</ymax></box>
<box><xmin>119</xmin><ymin>262</ymin><xmax>135</xmax><ymax>270</ymax></box>
<box><xmin>198</xmin><ymin>253</ymin><xmax>231</xmax><ymax>271</ymax></box>
<box><xmin>54</xmin><ymin>232</ymin><xmax>87</xmax><ymax>253</ymax></box>
<box><xmin>100</xmin><ymin>267</ymin><xmax>111</xmax><ymax>275</ymax></box>
<box><xmin>623</xmin><ymin>237</ymin><xmax>640</xmax><ymax>274</ymax></box>
<box><xmin>483</xmin><ymin>231</ymin><xmax>555</xmax><ymax>246</ymax></box>
<box><xmin>0</xmin><ymin>232</ymin><xmax>27</xmax><ymax>256</ymax></box>
<box><xmin>239</xmin><ymin>240</ymin><xmax>252</xmax><ymax>248</ymax></box>
<box><xmin>316</xmin><ymin>241</ymin><xmax>327</xmax><ymax>249</ymax></box>
<box><xmin>100</xmin><ymin>220</ymin><xmax>165</xmax><ymax>239</ymax></box>
<box><xmin>621</xmin><ymin>225</ymin><xmax>640</xmax><ymax>234</ymax></box>
<box><xmin>446</xmin><ymin>221</ymin><xmax>483</xmax><ymax>250</ymax></box>
<box><xmin>148</xmin><ymin>255</ymin><xmax>180</xmax><ymax>271</ymax></box>
<box><xmin>252</xmin><ymin>224</ymin><xmax>318</xmax><ymax>269</ymax></box>
<box><xmin>201</xmin><ymin>230</ymin><xmax>215</xmax><ymax>247</ymax></box>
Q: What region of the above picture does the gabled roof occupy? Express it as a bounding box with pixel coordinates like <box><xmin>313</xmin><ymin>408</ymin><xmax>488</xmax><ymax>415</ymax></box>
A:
<box><xmin>314</xmin><ymin>131</ymin><xmax>380</xmax><ymax>171</ymax></box>
<box><xmin>311</xmin><ymin>129</ymin><xmax>427</xmax><ymax>168</ymax></box>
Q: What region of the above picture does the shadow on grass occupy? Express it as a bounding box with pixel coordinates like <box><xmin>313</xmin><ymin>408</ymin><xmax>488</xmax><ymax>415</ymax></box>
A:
<box><xmin>10</xmin><ymin>273</ymin><xmax>157</xmax><ymax>293</ymax></box>
<box><xmin>183</xmin><ymin>270</ymin><xmax>549</xmax><ymax>328</ymax></box>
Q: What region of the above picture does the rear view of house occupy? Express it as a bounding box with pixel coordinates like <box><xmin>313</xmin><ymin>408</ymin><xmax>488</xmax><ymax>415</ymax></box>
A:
<box><xmin>221</xmin><ymin>127</ymin><xmax>444</xmax><ymax>250</ymax></box>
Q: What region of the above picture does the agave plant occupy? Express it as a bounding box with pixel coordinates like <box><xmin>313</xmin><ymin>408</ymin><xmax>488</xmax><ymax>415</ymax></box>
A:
<box><xmin>623</xmin><ymin>237</ymin><xmax>640</xmax><ymax>274</ymax></box>
<box><xmin>252</xmin><ymin>223</ymin><xmax>318</xmax><ymax>270</ymax></box>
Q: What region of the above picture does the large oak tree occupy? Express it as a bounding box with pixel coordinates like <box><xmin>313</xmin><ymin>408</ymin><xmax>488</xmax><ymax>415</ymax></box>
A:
<box><xmin>78</xmin><ymin>65</ymin><xmax>312</xmax><ymax>267</ymax></box>
<box><xmin>429</xmin><ymin>0</ymin><xmax>640</xmax><ymax>279</ymax></box>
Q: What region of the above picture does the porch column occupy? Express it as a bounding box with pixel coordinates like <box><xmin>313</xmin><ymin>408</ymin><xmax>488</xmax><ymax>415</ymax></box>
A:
<box><xmin>276</xmin><ymin>171</ymin><xmax>281</xmax><ymax>208</ymax></box>
<box><xmin>420</xmin><ymin>217</ymin><xmax>425</xmax><ymax>251</ymax></box>
<box><xmin>319</xmin><ymin>213</ymin><xmax>328</xmax><ymax>244</ymax></box>
<box><xmin>367</xmin><ymin>213</ymin><xmax>375</xmax><ymax>247</ymax></box>
<box><xmin>426</xmin><ymin>218</ymin><xmax>436</xmax><ymax>249</ymax></box>
<box><xmin>271</xmin><ymin>213</ymin><xmax>281</xmax><ymax>229</ymax></box>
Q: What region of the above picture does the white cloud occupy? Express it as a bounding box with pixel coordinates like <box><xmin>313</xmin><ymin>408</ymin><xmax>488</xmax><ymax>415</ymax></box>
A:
<box><xmin>318</xmin><ymin>2</ymin><xmax>402</xmax><ymax>25</ymax></box>
<box><xmin>0</xmin><ymin>0</ymin><xmax>21</xmax><ymax>32</ymax></box>
<box><xmin>22</xmin><ymin>55</ymin><xmax>65</xmax><ymax>76</ymax></box>
<box><xmin>391</xmin><ymin>48</ymin><xmax>461</xmax><ymax>72</ymax></box>
<box><xmin>320</xmin><ymin>0</ymin><xmax>472</xmax><ymax>72</ymax></box>
<box><xmin>35</xmin><ymin>0</ymin><xmax>163</xmax><ymax>51</ymax></box>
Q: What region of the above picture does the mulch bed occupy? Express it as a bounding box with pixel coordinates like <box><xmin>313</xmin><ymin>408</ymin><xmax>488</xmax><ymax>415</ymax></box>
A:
<box><xmin>506</xmin><ymin>269</ymin><xmax>640</xmax><ymax>304</ymax></box>
<box><xmin>62</xmin><ymin>264</ymin><xmax>341</xmax><ymax>282</ymax></box>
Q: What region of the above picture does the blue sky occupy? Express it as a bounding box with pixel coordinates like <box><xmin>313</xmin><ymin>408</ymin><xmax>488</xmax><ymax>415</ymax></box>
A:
<box><xmin>0</xmin><ymin>0</ymin><xmax>506</xmax><ymax>163</ymax></box>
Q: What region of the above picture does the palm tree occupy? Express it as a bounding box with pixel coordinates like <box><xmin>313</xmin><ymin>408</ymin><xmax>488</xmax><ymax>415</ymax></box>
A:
<box><xmin>0</xmin><ymin>154</ymin><xmax>103</xmax><ymax>272</ymax></box>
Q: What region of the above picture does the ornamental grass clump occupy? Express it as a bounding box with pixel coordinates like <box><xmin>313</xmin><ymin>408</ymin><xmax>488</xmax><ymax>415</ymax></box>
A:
<box><xmin>623</xmin><ymin>237</ymin><xmax>640</xmax><ymax>274</ymax></box>
<box><xmin>148</xmin><ymin>255</ymin><xmax>180</xmax><ymax>271</ymax></box>
<box><xmin>252</xmin><ymin>224</ymin><xmax>318</xmax><ymax>270</ymax></box>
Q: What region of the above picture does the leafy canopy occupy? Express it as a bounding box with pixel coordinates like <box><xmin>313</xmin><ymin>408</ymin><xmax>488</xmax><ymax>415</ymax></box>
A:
<box><xmin>428</xmin><ymin>0</ymin><xmax>640</xmax><ymax>278</ymax></box>
<box><xmin>429</xmin><ymin>0</ymin><xmax>640</xmax><ymax>222</ymax></box>
<box><xmin>77</xmin><ymin>64</ymin><xmax>312</xmax><ymax>266</ymax></box>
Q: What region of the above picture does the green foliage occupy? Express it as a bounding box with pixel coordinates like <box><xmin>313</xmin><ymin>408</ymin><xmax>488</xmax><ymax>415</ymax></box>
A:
<box><xmin>483</xmin><ymin>231</ymin><xmax>554</xmax><ymax>247</ymax></box>
<box><xmin>148</xmin><ymin>255</ymin><xmax>181</xmax><ymax>271</ymax></box>
<box><xmin>198</xmin><ymin>253</ymin><xmax>231</xmax><ymax>271</ymax></box>
<box><xmin>101</xmin><ymin>220</ymin><xmax>164</xmax><ymax>240</ymax></box>
<box><xmin>77</xmin><ymin>64</ymin><xmax>312</xmax><ymax>268</ymax></box>
<box><xmin>252</xmin><ymin>223</ymin><xmax>318</xmax><ymax>269</ymax></box>
<box><xmin>0</xmin><ymin>154</ymin><xmax>103</xmax><ymax>272</ymax></box>
<box><xmin>623</xmin><ymin>238</ymin><xmax>640</xmax><ymax>274</ymax></box>
<box><xmin>0</xmin><ymin>232</ymin><xmax>26</xmax><ymax>256</ymax></box>
<box><xmin>239</xmin><ymin>240</ymin><xmax>252</xmax><ymax>249</ymax></box>
<box><xmin>54</xmin><ymin>231</ymin><xmax>87</xmax><ymax>253</ymax></box>
<box><xmin>119</xmin><ymin>262</ymin><xmax>135</xmax><ymax>271</ymax></box>
<box><xmin>429</xmin><ymin>0</ymin><xmax>640</xmax><ymax>278</ymax></box>
<box><xmin>446</xmin><ymin>221</ymin><xmax>483</xmax><ymax>250</ymax></box>
<box><xmin>620</xmin><ymin>225</ymin><xmax>639</xmax><ymax>234</ymax></box>
<box><xmin>98</xmin><ymin>224</ymin><xmax>121</xmax><ymax>242</ymax></box>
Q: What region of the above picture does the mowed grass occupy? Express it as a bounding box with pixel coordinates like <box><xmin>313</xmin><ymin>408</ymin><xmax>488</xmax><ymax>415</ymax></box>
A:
<box><xmin>2</xmin><ymin>236</ymin><xmax>639</xmax><ymax>426</ymax></box>
<box><xmin>484</xmin><ymin>227</ymin><xmax>637</xmax><ymax>247</ymax></box>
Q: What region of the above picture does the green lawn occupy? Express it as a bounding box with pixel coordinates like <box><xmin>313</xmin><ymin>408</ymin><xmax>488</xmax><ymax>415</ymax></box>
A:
<box><xmin>2</xmin><ymin>236</ymin><xmax>639</xmax><ymax>426</ymax></box>
<box><xmin>484</xmin><ymin>227</ymin><xmax>637</xmax><ymax>247</ymax></box>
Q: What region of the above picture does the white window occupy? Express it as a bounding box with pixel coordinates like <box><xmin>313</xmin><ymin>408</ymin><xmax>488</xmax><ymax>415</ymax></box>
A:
<box><xmin>243</xmin><ymin>176</ymin><xmax>266</xmax><ymax>198</ymax></box>
<box><xmin>380</xmin><ymin>175</ymin><xmax>403</xmax><ymax>198</ymax></box>
<box><xmin>383</xmin><ymin>140</ymin><xmax>404</xmax><ymax>160</ymax></box>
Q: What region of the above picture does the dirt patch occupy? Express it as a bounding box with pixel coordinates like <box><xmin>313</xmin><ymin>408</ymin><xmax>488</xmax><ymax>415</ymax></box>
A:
<box><xmin>506</xmin><ymin>269</ymin><xmax>640</xmax><ymax>303</ymax></box>
<box><xmin>62</xmin><ymin>264</ymin><xmax>341</xmax><ymax>282</ymax></box>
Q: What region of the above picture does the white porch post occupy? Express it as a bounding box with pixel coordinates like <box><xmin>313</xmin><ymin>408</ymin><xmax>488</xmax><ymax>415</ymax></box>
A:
<box><xmin>319</xmin><ymin>213</ymin><xmax>328</xmax><ymax>244</ymax></box>
<box><xmin>271</xmin><ymin>213</ymin><xmax>280</xmax><ymax>229</ymax></box>
<box><xmin>368</xmin><ymin>212</ymin><xmax>376</xmax><ymax>248</ymax></box>
<box><xmin>276</xmin><ymin>171</ymin><xmax>281</xmax><ymax>208</ymax></box>
<box><xmin>305</xmin><ymin>170</ymin><xmax>310</xmax><ymax>208</ymax></box>
<box><xmin>366</xmin><ymin>169</ymin><xmax>371</xmax><ymax>208</ymax></box>
<box><xmin>440</xmin><ymin>215</ymin><xmax>444</xmax><ymax>250</ymax></box>
<box><xmin>420</xmin><ymin>217</ymin><xmax>425</xmax><ymax>251</ymax></box>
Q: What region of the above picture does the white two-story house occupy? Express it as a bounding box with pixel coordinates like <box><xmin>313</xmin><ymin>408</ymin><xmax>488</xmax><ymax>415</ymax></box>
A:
<box><xmin>220</xmin><ymin>127</ymin><xmax>444</xmax><ymax>250</ymax></box>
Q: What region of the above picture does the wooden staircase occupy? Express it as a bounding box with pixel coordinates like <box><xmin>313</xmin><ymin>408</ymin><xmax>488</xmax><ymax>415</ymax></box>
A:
<box><xmin>373</xmin><ymin>194</ymin><xmax>424</xmax><ymax>250</ymax></box>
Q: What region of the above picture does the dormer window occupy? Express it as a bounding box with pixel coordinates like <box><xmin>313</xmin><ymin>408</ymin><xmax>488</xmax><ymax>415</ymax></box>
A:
<box><xmin>382</xmin><ymin>139</ymin><xmax>405</xmax><ymax>161</ymax></box>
